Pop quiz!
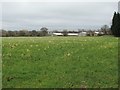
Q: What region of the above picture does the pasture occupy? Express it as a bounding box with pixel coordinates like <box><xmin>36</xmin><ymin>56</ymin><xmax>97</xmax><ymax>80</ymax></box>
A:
<box><xmin>2</xmin><ymin>36</ymin><xmax>118</xmax><ymax>88</ymax></box>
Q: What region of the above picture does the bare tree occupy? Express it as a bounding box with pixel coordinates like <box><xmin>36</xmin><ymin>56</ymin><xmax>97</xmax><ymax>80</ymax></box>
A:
<box><xmin>101</xmin><ymin>25</ymin><xmax>110</xmax><ymax>35</ymax></box>
<box><xmin>40</xmin><ymin>27</ymin><xmax>48</xmax><ymax>36</ymax></box>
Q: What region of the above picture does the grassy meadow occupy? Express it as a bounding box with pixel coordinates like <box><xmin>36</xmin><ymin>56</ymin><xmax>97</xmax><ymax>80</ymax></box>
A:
<box><xmin>2</xmin><ymin>36</ymin><xmax>118</xmax><ymax>88</ymax></box>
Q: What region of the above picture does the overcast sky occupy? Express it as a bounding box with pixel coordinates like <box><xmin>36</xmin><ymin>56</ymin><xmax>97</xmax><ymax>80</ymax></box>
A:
<box><xmin>2</xmin><ymin>2</ymin><xmax>118</xmax><ymax>31</ymax></box>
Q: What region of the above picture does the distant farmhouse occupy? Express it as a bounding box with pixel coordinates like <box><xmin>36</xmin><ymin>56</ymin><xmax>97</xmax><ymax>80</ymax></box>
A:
<box><xmin>52</xmin><ymin>32</ymin><xmax>63</xmax><ymax>36</ymax></box>
<box><xmin>49</xmin><ymin>30</ymin><xmax>105</xmax><ymax>36</ymax></box>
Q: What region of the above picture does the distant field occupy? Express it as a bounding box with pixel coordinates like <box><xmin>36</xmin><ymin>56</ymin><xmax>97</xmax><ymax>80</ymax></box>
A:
<box><xmin>2</xmin><ymin>36</ymin><xmax>118</xmax><ymax>88</ymax></box>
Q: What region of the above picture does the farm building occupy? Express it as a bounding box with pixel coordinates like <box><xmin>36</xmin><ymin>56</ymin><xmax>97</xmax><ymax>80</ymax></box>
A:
<box><xmin>51</xmin><ymin>30</ymin><xmax>104</xmax><ymax>36</ymax></box>
<box><xmin>68</xmin><ymin>33</ymin><xmax>79</xmax><ymax>36</ymax></box>
<box><xmin>79</xmin><ymin>32</ymin><xmax>87</xmax><ymax>36</ymax></box>
<box><xmin>52</xmin><ymin>33</ymin><xmax>63</xmax><ymax>36</ymax></box>
<box><xmin>94</xmin><ymin>31</ymin><xmax>99</xmax><ymax>36</ymax></box>
<box><xmin>52</xmin><ymin>32</ymin><xmax>87</xmax><ymax>36</ymax></box>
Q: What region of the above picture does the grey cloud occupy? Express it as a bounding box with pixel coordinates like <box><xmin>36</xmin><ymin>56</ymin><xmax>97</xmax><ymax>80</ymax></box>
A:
<box><xmin>2</xmin><ymin>2</ymin><xmax>118</xmax><ymax>30</ymax></box>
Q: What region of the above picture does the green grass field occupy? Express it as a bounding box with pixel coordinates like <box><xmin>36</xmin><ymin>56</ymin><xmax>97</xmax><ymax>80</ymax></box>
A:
<box><xmin>2</xmin><ymin>36</ymin><xmax>118</xmax><ymax>88</ymax></box>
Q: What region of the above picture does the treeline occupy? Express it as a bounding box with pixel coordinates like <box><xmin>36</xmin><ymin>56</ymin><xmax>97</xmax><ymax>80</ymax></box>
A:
<box><xmin>111</xmin><ymin>12</ymin><xmax>120</xmax><ymax>37</ymax></box>
<box><xmin>0</xmin><ymin>25</ymin><xmax>112</xmax><ymax>37</ymax></box>
<box><xmin>1</xmin><ymin>27</ymin><xmax>48</xmax><ymax>37</ymax></box>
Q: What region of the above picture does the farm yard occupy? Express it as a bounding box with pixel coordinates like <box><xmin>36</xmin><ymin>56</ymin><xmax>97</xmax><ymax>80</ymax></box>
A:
<box><xmin>2</xmin><ymin>36</ymin><xmax>118</xmax><ymax>88</ymax></box>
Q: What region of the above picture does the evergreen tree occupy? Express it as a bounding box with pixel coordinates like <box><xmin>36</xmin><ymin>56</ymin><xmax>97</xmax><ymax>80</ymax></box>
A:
<box><xmin>111</xmin><ymin>12</ymin><xmax>120</xmax><ymax>37</ymax></box>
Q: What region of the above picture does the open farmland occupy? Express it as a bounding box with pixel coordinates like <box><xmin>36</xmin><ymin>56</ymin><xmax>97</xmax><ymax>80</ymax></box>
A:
<box><xmin>2</xmin><ymin>36</ymin><xmax>118</xmax><ymax>88</ymax></box>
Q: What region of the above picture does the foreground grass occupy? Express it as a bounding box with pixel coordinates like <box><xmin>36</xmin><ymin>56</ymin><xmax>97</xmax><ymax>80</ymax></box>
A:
<box><xmin>2</xmin><ymin>36</ymin><xmax>118</xmax><ymax>88</ymax></box>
